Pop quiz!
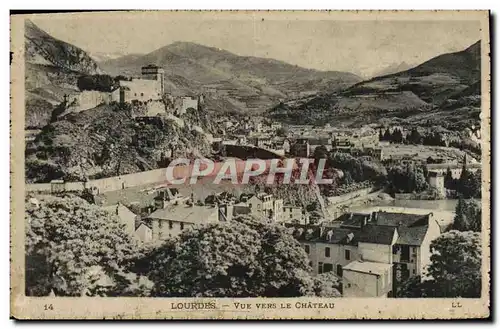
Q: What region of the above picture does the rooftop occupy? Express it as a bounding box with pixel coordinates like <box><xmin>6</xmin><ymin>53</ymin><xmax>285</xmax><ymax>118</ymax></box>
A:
<box><xmin>427</xmin><ymin>162</ymin><xmax>481</xmax><ymax>170</ymax></box>
<box><xmin>149</xmin><ymin>204</ymin><xmax>218</xmax><ymax>224</ymax></box>
<box><xmin>285</xmin><ymin>224</ymin><xmax>358</xmax><ymax>245</ymax></box>
<box><xmin>374</xmin><ymin>211</ymin><xmax>430</xmax><ymax>227</ymax></box>
<box><xmin>343</xmin><ymin>261</ymin><xmax>392</xmax><ymax>276</ymax></box>
<box><xmin>340</xmin><ymin>211</ymin><xmax>432</xmax><ymax>246</ymax></box>
<box><xmin>357</xmin><ymin>225</ymin><xmax>396</xmax><ymax>245</ymax></box>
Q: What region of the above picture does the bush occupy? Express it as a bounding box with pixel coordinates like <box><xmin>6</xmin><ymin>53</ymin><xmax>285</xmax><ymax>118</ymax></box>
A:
<box><xmin>77</xmin><ymin>74</ymin><xmax>118</xmax><ymax>92</ymax></box>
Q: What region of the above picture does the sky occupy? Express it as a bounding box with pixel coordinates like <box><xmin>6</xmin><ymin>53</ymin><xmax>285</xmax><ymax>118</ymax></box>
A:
<box><xmin>31</xmin><ymin>12</ymin><xmax>482</xmax><ymax>78</ymax></box>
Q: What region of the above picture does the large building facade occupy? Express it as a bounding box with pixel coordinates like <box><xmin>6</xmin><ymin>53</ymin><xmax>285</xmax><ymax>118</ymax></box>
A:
<box><xmin>288</xmin><ymin>210</ymin><xmax>442</xmax><ymax>297</ymax></box>
<box><xmin>119</xmin><ymin>65</ymin><xmax>165</xmax><ymax>103</ymax></box>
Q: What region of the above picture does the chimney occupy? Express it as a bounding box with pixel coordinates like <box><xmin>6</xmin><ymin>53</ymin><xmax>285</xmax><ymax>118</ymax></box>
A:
<box><xmin>346</xmin><ymin>232</ymin><xmax>354</xmax><ymax>243</ymax></box>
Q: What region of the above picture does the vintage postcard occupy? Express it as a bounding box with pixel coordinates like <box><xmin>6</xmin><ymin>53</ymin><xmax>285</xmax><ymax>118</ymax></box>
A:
<box><xmin>10</xmin><ymin>10</ymin><xmax>490</xmax><ymax>319</ymax></box>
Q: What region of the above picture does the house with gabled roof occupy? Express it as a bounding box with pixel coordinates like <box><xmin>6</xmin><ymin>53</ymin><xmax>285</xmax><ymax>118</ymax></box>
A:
<box><xmin>286</xmin><ymin>210</ymin><xmax>441</xmax><ymax>298</ymax></box>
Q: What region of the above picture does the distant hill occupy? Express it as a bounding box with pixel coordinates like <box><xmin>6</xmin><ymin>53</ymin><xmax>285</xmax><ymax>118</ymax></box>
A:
<box><xmin>99</xmin><ymin>41</ymin><xmax>361</xmax><ymax>113</ymax></box>
<box><xmin>24</xmin><ymin>20</ymin><xmax>101</xmax><ymax>127</ymax></box>
<box><xmin>270</xmin><ymin>41</ymin><xmax>481</xmax><ymax>130</ymax></box>
<box><xmin>371</xmin><ymin>61</ymin><xmax>414</xmax><ymax>78</ymax></box>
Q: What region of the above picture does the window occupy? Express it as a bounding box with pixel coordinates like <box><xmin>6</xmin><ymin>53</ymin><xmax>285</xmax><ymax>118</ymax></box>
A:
<box><xmin>392</xmin><ymin>245</ymin><xmax>398</xmax><ymax>254</ymax></box>
<box><xmin>318</xmin><ymin>262</ymin><xmax>323</xmax><ymax>274</ymax></box>
<box><xmin>347</xmin><ymin>283</ymin><xmax>351</xmax><ymax>288</ymax></box>
<box><xmin>325</xmin><ymin>247</ymin><xmax>331</xmax><ymax>257</ymax></box>
<box><xmin>336</xmin><ymin>264</ymin><xmax>343</xmax><ymax>277</ymax></box>
<box><xmin>304</xmin><ymin>245</ymin><xmax>310</xmax><ymax>254</ymax></box>
<box><xmin>180</xmin><ymin>223</ymin><xmax>184</xmax><ymax>230</ymax></box>
<box><xmin>400</xmin><ymin>245</ymin><xmax>410</xmax><ymax>262</ymax></box>
<box><xmin>141</xmin><ymin>92</ymin><xmax>144</xmax><ymax>97</ymax></box>
<box><xmin>345</xmin><ymin>250</ymin><xmax>351</xmax><ymax>260</ymax></box>
<box><xmin>412</xmin><ymin>269</ymin><xmax>416</xmax><ymax>275</ymax></box>
<box><xmin>323</xmin><ymin>263</ymin><xmax>333</xmax><ymax>273</ymax></box>
<box><xmin>168</xmin><ymin>221</ymin><xmax>173</xmax><ymax>229</ymax></box>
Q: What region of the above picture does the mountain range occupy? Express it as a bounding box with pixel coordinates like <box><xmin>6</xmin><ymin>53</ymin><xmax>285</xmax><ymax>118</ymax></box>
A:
<box><xmin>270</xmin><ymin>41</ymin><xmax>481</xmax><ymax>130</ymax></box>
<box><xmin>24</xmin><ymin>20</ymin><xmax>481</xmax><ymax>133</ymax></box>
<box><xmin>24</xmin><ymin>20</ymin><xmax>363</xmax><ymax>126</ymax></box>
<box><xmin>98</xmin><ymin>41</ymin><xmax>362</xmax><ymax>113</ymax></box>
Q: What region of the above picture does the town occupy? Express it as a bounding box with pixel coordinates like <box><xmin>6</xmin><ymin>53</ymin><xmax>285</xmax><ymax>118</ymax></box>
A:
<box><xmin>26</xmin><ymin>62</ymin><xmax>483</xmax><ymax>299</ymax></box>
<box><xmin>22</xmin><ymin>14</ymin><xmax>484</xmax><ymax>302</ymax></box>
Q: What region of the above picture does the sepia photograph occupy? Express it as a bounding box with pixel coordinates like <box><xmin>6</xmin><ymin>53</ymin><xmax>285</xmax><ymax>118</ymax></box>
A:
<box><xmin>10</xmin><ymin>10</ymin><xmax>490</xmax><ymax>319</ymax></box>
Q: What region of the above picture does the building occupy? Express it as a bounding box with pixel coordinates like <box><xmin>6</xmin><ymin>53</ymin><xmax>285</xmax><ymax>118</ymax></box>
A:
<box><xmin>426</xmin><ymin>162</ymin><xmax>481</xmax><ymax>179</ymax></box>
<box><xmin>148</xmin><ymin>204</ymin><xmax>219</xmax><ymax>240</ymax></box>
<box><xmin>283</xmin><ymin>205</ymin><xmax>304</xmax><ymax>223</ymax></box>
<box><xmin>270</xmin><ymin>122</ymin><xmax>282</xmax><ymax>130</ymax></box>
<box><xmin>239</xmin><ymin>193</ymin><xmax>284</xmax><ymax>222</ymax></box>
<box><xmin>331</xmin><ymin>129</ymin><xmax>379</xmax><ymax>149</ymax></box>
<box><xmin>428</xmin><ymin>172</ymin><xmax>445</xmax><ymax>198</ymax></box>
<box><xmin>290</xmin><ymin>139</ymin><xmax>310</xmax><ymax>157</ymax></box>
<box><xmin>103</xmin><ymin>203</ymin><xmax>137</xmax><ymax>237</ymax></box>
<box><xmin>246</xmin><ymin>193</ymin><xmax>274</xmax><ymax>219</ymax></box>
<box><xmin>172</xmin><ymin>96</ymin><xmax>200</xmax><ymax>115</ymax></box>
<box><xmin>119</xmin><ymin>65</ymin><xmax>164</xmax><ymax>103</ymax></box>
<box><xmin>153</xmin><ymin>188</ymin><xmax>186</xmax><ymax>209</ymax></box>
<box><xmin>273</xmin><ymin>198</ymin><xmax>284</xmax><ymax>222</ymax></box>
<box><xmin>66</xmin><ymin>89</ymin><xmax>120</xmax><ymax>113</ymax></box>
<box><xmin>141</xmin><ymin>64</ymin><xmax>165</xmax><ymax>88</ymax></box>
<box><xmin>288</xmin><ymin>210</ymin><xmax>442</xmax><ymax>297</ymax></box>
<box><xmin>308</xmin><ymin>137</ymin><xmax>333</xmax><ymax>153</ymax></box>
<box><xmin>288</xmin><ymin>224</ymin><xmax>359</xmax><ymax>278</ymax></box>
<box><xmin>134</xmin><ymin>222</ymin><xmax>153</xmax><ymax>243</ymax></box>
<box><xmin>343</xmin><ymin>261</ymin><xmax>393</xmax><ymax>297</ymax></box>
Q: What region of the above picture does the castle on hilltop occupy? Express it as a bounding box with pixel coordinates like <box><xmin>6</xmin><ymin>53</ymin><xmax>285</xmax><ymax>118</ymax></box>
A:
<box><xmin>64</xmin><ymin>64</ymin><xmax>203</xmax><ymax>117</ymax></box>
<box><xmin>119</xmin><ymin>64</ymin><xmax>165</xmax><ymax>103</ymax></box>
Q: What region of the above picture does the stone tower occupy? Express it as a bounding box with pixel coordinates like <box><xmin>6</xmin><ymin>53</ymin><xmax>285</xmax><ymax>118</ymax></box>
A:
<box><xmin>141</xmin><ymin>64</ymin><xmax>165</xmax><ymax>95</ymax></box>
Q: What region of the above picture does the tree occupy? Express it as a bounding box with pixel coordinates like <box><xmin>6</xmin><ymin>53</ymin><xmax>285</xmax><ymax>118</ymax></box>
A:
<box><xmin>396</xmin><ymin>231</ymin><xmax>481</xmax><ymax>298</ymax></box>
<box><xmin>143</xmin><ymin>215</ymin><xmax>315</xmax><ymax>297</ymax></box>
<box><xmin>383</xmin><ymin>128</ymin><xmax>391</xmax><ymax>141</ymax></box>
<box><xmin>387</xmin><ymin>164</ymin><xmax>428</xmax><ymax>193</ymax></box>
<box><xmin>451</xmin><ymin>198</ymin><xmax>481</xmax><ymax>232</ymax></box>
<box><xmin>77</xmin><ymin>74</ymin><xmax>118</xmax><ymax>92</ymax></box>
<box><xmin>396</xmin><ymin>275</ymin><xmax>426</xmax><ymax>298</ymax></box>
<box><xmin>407</xmin><ymin>127</ymin><xmax>423</xmax><ymax>145</ymax></box>
<box><xmin>444</xmin><ymin>167</ymin><xmax>455</xmax><ymax>190</ymax></box>
<box><xmin>457</xmin><ymin>169</ymin><xmax>481</xmax><ymax>198</ymax></box>
<box><xmin>391</xmin><ymin>128</ymin><xmax>404</xmax><ymax>144</ymax></box>
<box><xmin>313</xmin><ymin>145</ymin><xmax>328</xmax><ymax>162</ymax></box>
<box><xmin>313</xmin><ymin>272</ymin><xmax>341</xmax><ymax>297</ymax></box>
<box><xmin>275</xmin><ymin>127</ymin><xmax>287</xmax><ymax>137</ymax></box>
<box><xmin>25</xmin><ymin>195</ymin><xmax>149</xmax><ymax>296</ymax></box>
<box><xmin>425</xmin><ymin>231</ymin><xmax>481</xmax><ymax>297</ymax></box>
